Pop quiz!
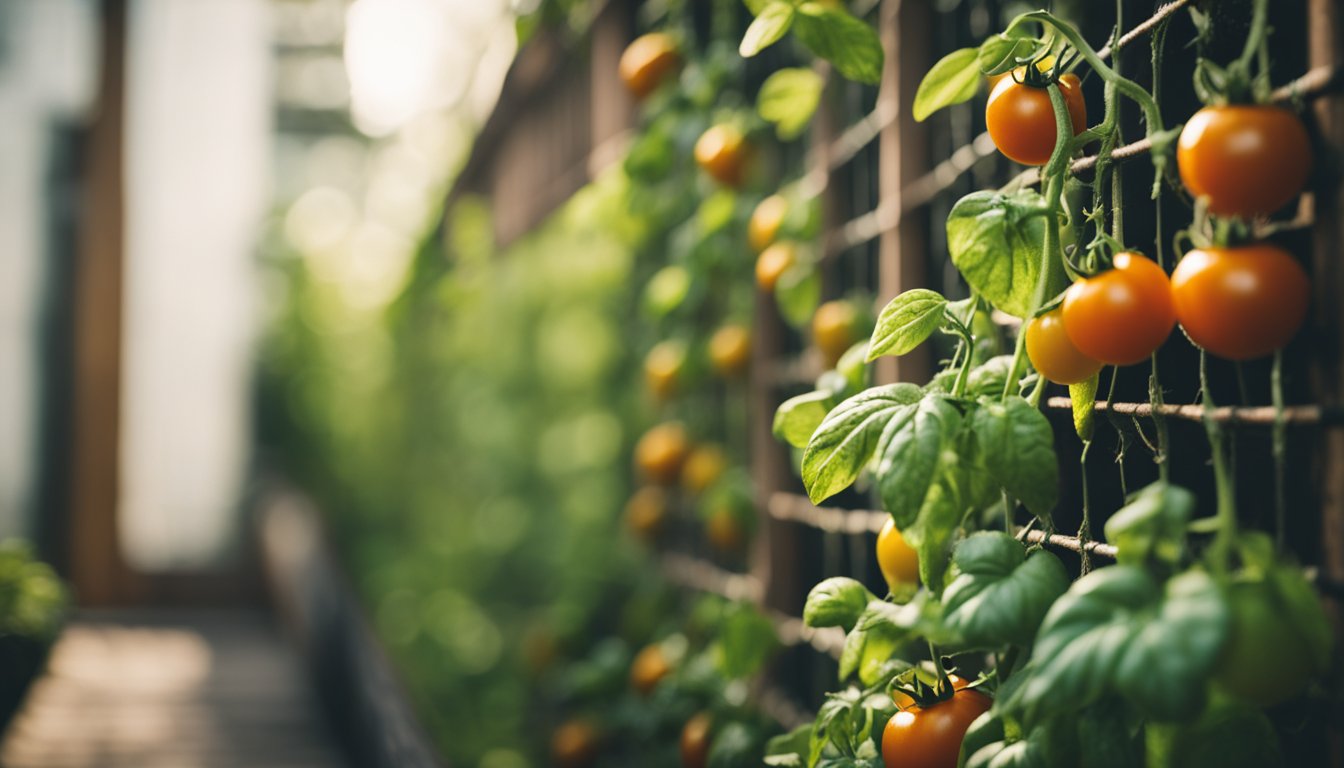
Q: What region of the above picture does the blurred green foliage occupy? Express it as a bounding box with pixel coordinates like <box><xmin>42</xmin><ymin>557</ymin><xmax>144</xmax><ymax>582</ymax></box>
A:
<box><xmin>260</xmin><ymin>169</ymin><xmax>660</xmax><ymax>764</ymax></box>
<box><xmin>0</xmin><ymin>541</ymin><xmax>66</xmax><ymax>641</ymax></box>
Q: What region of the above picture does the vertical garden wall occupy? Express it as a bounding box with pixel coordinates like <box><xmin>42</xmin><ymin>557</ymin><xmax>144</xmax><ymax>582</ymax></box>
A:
<box><xmin>261</xmin><ymin>0</ymin><xmax>1344</xmax><ymax>766</ymax></box>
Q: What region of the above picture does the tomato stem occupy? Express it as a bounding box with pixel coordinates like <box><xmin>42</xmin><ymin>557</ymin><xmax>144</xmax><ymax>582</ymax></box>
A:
<box><xmin>1147</xmin><ymin>20</ymin><xmax>1171</xmax><ymax>481</ymax></box>
<box><xmin>1272</xmin><ymin>349</ymin><xmax>1287</xmax><ymax>549</ymax></box>
<box><xmin>1201</xmin><ymin>349</ymin><xmax>1238</xmax><ymax>574</ymax></box>
<box><xmin>927</xmin><ymin>640</ymin><xmax>950</xmax><ymax>694</ymax></box>
<box><xmin>1079</xmin><ymin>439</ymin><xmax>1094</xmax><ymax>574</ymax></box>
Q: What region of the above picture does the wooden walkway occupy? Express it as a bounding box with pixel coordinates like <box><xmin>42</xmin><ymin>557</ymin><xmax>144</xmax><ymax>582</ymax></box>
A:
<box><xmin>0</xmin><ymin>610</ymin><xmax>347</xmax><ymax>768</ymax></box>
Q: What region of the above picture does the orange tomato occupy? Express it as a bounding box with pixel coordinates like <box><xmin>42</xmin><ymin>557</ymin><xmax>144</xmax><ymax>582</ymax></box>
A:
<box><xmin>635</xmin><ymin>422</ymin><xmax>691</xmax><ymax>485</ymax></box>
<box><xmin>695</xmin><ymin>124</ymin><xmax>749</xmax><ymax>187</ymax></box>
<box><xmin>1061</xmin><ymin>252</ymin><xmax>1175</xmax><ymax>366</ymax></box>
<box><xmin>1170</xmin><ymin>243</ymin><xmax>1309</xmax><ymax>360</ymax></box>
<box><xmin>749</xmin><ymin>195</ymin><xmax>788</xmax><ymax>252</ymax></box>
<box><xmin>1177</xmin><ymin>105</ymin><xmax>1312</xmax><ymax>218</ymax></box>
<box><xmin>630</xmin><ymin>644</ymin><xmax>672</xmax><ymax>695</ymax></box>
<box><xmin>1025</xmin><ymin>307</ymin><xmax>1104</xmax><ymax>385</ymax></box>
<box><xmin>881</xmin><ymin>688</ymin><xmax>991</xmax><ymax>768</ymax></box>
<box><xmin>756</xmin><ymin>242</ymin><xmax>797</xmax><ymax>292</ymax></box>
<box><xmin>680</xmin><ymin>712</ymin><xmax>713</xmax><ymax>768</ymax></box>
<box><xmin>551</xmin><ymin>719</ymin><xmax>600</xmax><ymax>768</ymax></box>
<box><xmin>985</xmin><ymin>73</ymin><xmax>1087</xmax><ymax>166</ymax></box>
<box><xmin>645</xmin><ymin>340</ymin><xmax>687</xmax><ymax>401</ymax></box>
<box><xmin>709</xmin><ymin>324</ymin><xmax>752</xmax><ymax>377</ymax></box>
<box><xmin>619</xmin><ymin>33</ymin><xmax>680</xmax><ymax>100</ymax></box>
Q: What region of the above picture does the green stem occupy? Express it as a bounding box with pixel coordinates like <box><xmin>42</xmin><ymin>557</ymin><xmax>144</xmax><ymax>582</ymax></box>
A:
<box><xmin>928</xmin><ymin>640</ymin><xmax>950</xmax><ymax>694</ymax></box>
<box><xmin>1104</xmin><ymin>366</ymin><xmax>1129</xmax><ymax>496</ymax></box>
<box><xmin>1201</xmin><ymin>350</ymin><xmax>1238</xmax><ymax>573</ymax></box>
<box><xmin>1079</xmin><ymin>439</ymin><xmax>1094</xmax><ymax>575</ymax></box>
<box><xmin>1272</xmin><ymin>350</ymin><xmax>1287</xmax><ymax>549</ymax></box>
<box><xmin>1002</xmin><ymin>85</ymin><xmax>1073</xmax><ymax>401</ymax></box>
<box><xmin>1234</xmin><ymin>0</ymin><xmax>1269</xmax><ymax>77</ymax></box>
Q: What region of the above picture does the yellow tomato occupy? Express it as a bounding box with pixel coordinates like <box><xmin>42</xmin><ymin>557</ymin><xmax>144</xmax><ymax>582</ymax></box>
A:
<box><xmin>635</xmin><ymin>422</ymin><xmax>691</xmax><ymax>485</ymax></box>
<box><xmin>877</xmin><ymin>517</ymin><xmax>919</xmax><ymax>592</ymax></box>
<box><xmin>681</xmin><ymin>444</ymin><xmax>728</xmax><ymax>494</ymax></box>
<box><xmin>618</xmin><ymin>33</ymin><xmax>680</xmax><ymax>100</ymax></box>
<box><xmin>813</xmin><ymin>300</ymin><xmax>861</xmax><ymax>368</ymax></box>
<box><xmin>756</xmin><ymin>241</ymin><xmax>797</xmax><ymax>292</ymax></box>
<box><xmin>625</xmin><ymin>486</ymin><xmax>668</xmax><ymax>541</ymax></box>
<box><xmin>749</xmin><ymin>195</ymin><xmax>788</xmax><ymax>252</ymax></box>
<box><xmin>709</xmin><ymin>324</ymin><xmax>751</xmax><ymax>377</ymax></box>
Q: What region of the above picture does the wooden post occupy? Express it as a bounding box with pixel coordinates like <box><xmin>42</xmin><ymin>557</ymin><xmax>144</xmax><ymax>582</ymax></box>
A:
<box><xmin>69</xmin><ymin>0</ymin><xmax>138</xmax><ymax>605</ymax></box>
<box><xmin>1309</xmin><ymin>0</ymin><xmax>1344</xmax><ymax>764</ymax></box>
<box><xmin>875</xmin><ymin>0</ymin><xmax>932</xmax><ymax>386</ymax></box>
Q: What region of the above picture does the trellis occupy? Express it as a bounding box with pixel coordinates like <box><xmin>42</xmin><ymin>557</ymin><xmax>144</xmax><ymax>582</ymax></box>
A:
<box><xmin>646</xmin><ymin>0</ymin><xmax>1344</xmax><ymax>750</ymax></box>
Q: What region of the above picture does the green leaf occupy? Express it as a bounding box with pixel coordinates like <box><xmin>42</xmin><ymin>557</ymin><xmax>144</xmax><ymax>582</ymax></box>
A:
<box><xmin>743</xmin><ymin>0</ymin><xmax>773</xmax><ymax>14</ymax></box>
<box><xmin>965</xmin><ymin>355</ymin><xmax>1014</xmax><ymax>398</ymax></box>
<box><xmin>1146</xmin><ymin>700</ymin><xmax>1285</xmax><ymax>768</ymax></box>
<box><xmin>1069</xmin><ymin>373</ymin><xmax>1099</xmax><ymax>441</ymax></box>
<box><xmin>740</xmin><ymin>1</ymin><xmax>794</xmax><ymax>57</ymax></box>
<box><xmin>643</xmin><ymin>265</ymin><xmax>692</xmax><ymax>317</ymax></box>
<box><xmin>874</xmin><ymin>394</ymin><xmax>960</xmax><ymax>528</ymax></box>
<box><xmin>941</xmin><ymin>532</ymin><xmax>1069</xmax><ymax>649</ymax></box>
<box><xmin>1008</xmin><ymin>567</ymin><xmax>1230</xmax><ymax>725</ymax></box>
<box><xmin>977</xmin><ymin>33</ymin><xmax>1038</xmax><ymax>77</ymax></box>
<box><xmin>792</xmin><ymin>4</ymin><xmax>884</xmax><ymax>85</ymax></box>
<box><xmin>913</xmin><ymin>47</ymin><xmax>980</xmax><ymax>121</ymax></box>
<box><xmin>764</xmin><ymin>725</ymin><xmax>812</xmax><ymax>767</ymax></box>
<box><xmin>970</xmin><ymin>396</ymin><xmax>1058</xmax><ymax>519</ymax></box>
<box><xmin>1103</xmin><ymin>482</ymin><xmax>1195</xmax><ymax>567</ymax></box>
<box><xmin>759</xmin><ymin>68</ymin><xmax>825</xmax><ymax>140</ymax></box>
<box><xmin>906</xmin><ymin>470</ymin><xmax>966</xmax><ymax>592</ymax></box>
<box><xmin>776</xmin><ymin>263</ymin><xmax>822</xmax><ymax>328</ymax></box>
<box><xmin>801</xmin><ymin>383</ymin><xmax>923</xmax><ymax>503</ymax></box>
<box><xmin>947</xmin><ymin>191</ymin><xmax>1060</xmax><ymax>318</ymax></box>
<box><xmin>804</xmin><ymin>577</ymin><xmax>877</xmax><ymax>631</ymax></box>
<box><xmin>708</xmin><ymin>722</ymin><xmax>761</xmax><ymax>768</ymax></box>
<box><xmin>775</xmin><ymin>390</ymin><xmax>837</xmax><ymax>448</ymax></box>
<box><xmin>867</xmin><ymin>289</ymin><xmax>948</xmax><ymax>360</ymax></box>
<box><xmin>714</xmin><ymin>602</ymin><xmax>781</xmax><ymax>679</ymax></box>
<box><xmin>698</xmin><ymin>188</ymin><xmax>739</xmax><ymax>235</ymax></box>
<box><xmin>839</xmin><ymin>597</ymin><xmax>940</xmax><ymax>684</ymax></box>
<box><xmin>964</xmin><ymin>716</ymin><xmax>1076</xmax><ymax>768</ymax></box>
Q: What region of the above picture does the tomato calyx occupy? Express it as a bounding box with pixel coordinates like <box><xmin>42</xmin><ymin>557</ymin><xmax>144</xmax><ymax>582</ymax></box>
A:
<box><xmin>889</xmin><ymin>665</ymin><xmax>976</xmax><ymax>710</ymax></box>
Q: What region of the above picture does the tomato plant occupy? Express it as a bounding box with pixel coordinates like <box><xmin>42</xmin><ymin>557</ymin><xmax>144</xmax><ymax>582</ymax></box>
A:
<box><xmin>1177</xmin><ymin>105</ymin><xmax>1312</xmax><ymax>219</ymax></box>
<box><xmin>1170</xmin><ymin>243</ymin><xmax>1309</xmax><ymax>361</ymax></box>
<box><xmin>619</xmin><ymin>32</ymin><xmax>681</xmax><ymax>101</ymax></box>
<box><xmin>1062</xmin><ymin>252</ymin><xmax>1176</xmax><ymax>366</ymax></box>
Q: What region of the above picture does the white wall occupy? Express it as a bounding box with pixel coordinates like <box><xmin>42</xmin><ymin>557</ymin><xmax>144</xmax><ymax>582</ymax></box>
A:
<box><xmin>120</xmin><ymin>0</ymin><xmax>271</xmax><ymax>569</ymax></box>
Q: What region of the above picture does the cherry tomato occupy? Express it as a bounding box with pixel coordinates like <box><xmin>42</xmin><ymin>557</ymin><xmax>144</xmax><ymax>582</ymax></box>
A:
<box><xmin>630</xmin><ymin>643</ymin><xmax>672</xmax><ymax>695</ymax></box>
<box><xmin>645</xmin><ymin>340</ymin><xmax>687</xmax><ymax>400</ymax></box>
<box><xmin>1177</xmin><ymin>105</ymin><xmax>1312</xmax><ymax>218</ymax></box>
<box><xmin>624</xmin><ymin>486</ymin><xmax>668</xmax><ymax>541</ymax></box>
<box><xmin>756</xmin><ymin>242</ymin><xmax>797</xmax><ymax>292</ymax></box>
<box><xmin>881</xmin><ymin>688</ymin><xmax>992</xmax><ymax>768</ymax></box>
<box><xmin>1025</xmin><ymin>307</ymin><xmax>1104</xmax><ymax>385</ymax></box>
<box><xmin>618</xmin><ymin>33</ymin><xmax>680</xmax><ymax>100</ymax></box>
<box><xmin>1215</xmin><ymin>579</ymin><xmax>1320</xmax><ymax>706</ymax></box>
<box><xmin>551</xmin><ymin>719</ymin><xmax>600</xmax><ymax>768</ymax></box>
<box><xmin>680</xmin><ymin>712</ymin><xmax>713</xmax><ymax>768</ymax></box>
<box><xmin>681</xmin><ymin>444</ymin><xmax>728</xmax><ymax>495</ymax></box>
<box><xmin>705</xmin><ymin>506</ymin><xmax>745</xmax><ymax>553</ymax></box>
<box><xmin>813</xmin><ymin>300</ymin><xmax>861</xmax><ymax>368</ymax></box>
<box><xmin>876</xmin><ymin>518</ymin><xmax>919</xmax><ymax>593</ymax></box>
<box><xmin>709</xmin><ymin>324</ymin><xmax>751</xmax><ymax>377</ymax></box>
<box><xmin>695</xmin><ymin>124</ymin><xmax>749</xmax><ymax>187</ymax></box>
<box><xmin>1170</xmin><ymin>243</ymin><xmax>1309</xmax><ymax>360</ymax></box>
<box><xmin>1061</xmin><ymin>251</ymin><xmax>1175</xmax><ymax>366</ymax></box>
<box><xmin>985</xmin><ymin>73</ymin><xmax>1086</xmax><ymax>166</ymax></box>
<box><xmin>635</xmin><ymin>422</ymin><xmax>690</xmax><ymax>485</ymax></box>
<box><xmin>749</xmin><ymin>194</ymin><xmax>788</xmax><ymax>253</ymax></box>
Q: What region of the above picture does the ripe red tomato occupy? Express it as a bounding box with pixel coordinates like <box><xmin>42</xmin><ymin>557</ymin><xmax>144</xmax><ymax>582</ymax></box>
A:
<box><xmin>1025</xmin><ymin>307</ymin><xmax>1104</xmax><ymax>385</ymax></box>
<box><xmin>1177</xmin><ymin>105</ymin><xmax>1312</xmax><ymax>218</ymax></box>
<box><xmin>1170</xmin><ymin>243</ymin><xmax>1309</xmax><ymax>361</ymax></box>
<box><xmin>881</xmin><ymin>688</ymin><xmax>992</xmax><ymax>768</ymax></box>
<box><xmin>1062</xmin><ymin>252</ymin><xmax>1175</xmax><ymax>366</ymax></box>
<box><xmin>985</xmin><ymin>73</ymin><xmax>1086</xmax><ymax>166</ymax></box>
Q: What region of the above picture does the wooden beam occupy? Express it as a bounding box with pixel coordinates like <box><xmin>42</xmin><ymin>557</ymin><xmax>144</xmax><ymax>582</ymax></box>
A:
<box><xmin>70</xmin><ymin>0</ymin><xmax>138</xmax><ymax>605</ymax></box>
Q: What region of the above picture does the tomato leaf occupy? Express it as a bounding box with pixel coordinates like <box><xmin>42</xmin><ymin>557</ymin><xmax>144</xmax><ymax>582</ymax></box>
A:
<box><xmin>976</xmin><ymin>32</ymin><xmax>1038</xmax><ymax>77</ymax></box>
<box><xmin>775</xmin><ymin>390</ymin><xmax>837</xmax><ymax>448</ymax></box>
<box><xmin>1145</xmin><ymin>699</ymin><xmax>1285</xmax><ymax>768</ymax></box>
<box><xmin>1103</xmin><ymin>482</ymin><xmax>1194</xmax><ymax>568</ymax></box>
<box><xmin>1007</xmin><ymin>567</ymin><xmax>1230</xmax><ymax>725</ymax></box>
<box><xmin>970</xmin><ymin>396</ymin><xmax>1059</xmax><ymax>521</ymax></box>
<box><xmin>965</xmin><ymin>355</ymin><xmax>1014</xmax><ymax>398</ymax></box>
<box><xmin>913</xmin><ymin>47</ymin><xmax>980</xmax><ymax>121</ymax></box>
<box><xmin>804</xmin><ymin>577</ymin><xmax>877</xmax><ymax>631</ymax></box>
<box><xmin>708</xmin><ymin>722</ymin><xmax>762</xmax><ymax>768</ymax></box>
<box><xmin>776</xmin><ymin>262</ymin><xmax>822</xmax><ymax>329</ymax></box>
<box><xmin>801</xmin><ymin>383</ymin><xmax>923</xmax><ymax>503</ymax></box>
<box><xmin>941</xmin><ymin>532</ymin><xmax>1069</xmax><ymax>649</ymax></box>
<box><xmin>792</xmin><ymin>4</ymin><xmax>884</xmax><ymax>85</ymax></box>
<box><xmin>867</xmin><ymin>289</ymin><xmax>949</xmax><ymax>361</ymax></box>
<box><xmin>874</xmin><ymin>394</ymin><xmax>960</xmax><ymax>528</ymax></box>
<box><xmin>763</xmin><ymin>725</ymin><xmax>811</xmax><ymax>767</ymax></box>
<box><xmin>839</xmin><ymin>596</ymin><xmax>941</xmax><ymax>684</ymax></box>
<box><xmin>740</xmin><ymin>1</ymin><xmax>795</xmax><ymax>57</ymax></box>
<box><xmin>714</xmin><ymin>602</ymin><xmax>781</xmax><ymax>679</ymax></box>
<box><xmin>947</xmin><ymin>191</ymin><xmax>1060</xmax><ymax>319</ymax></box>
<box><xmin>759</xmin><ymin>68</ymin><xmax>825</xmax><ymax>140</ymax></box>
